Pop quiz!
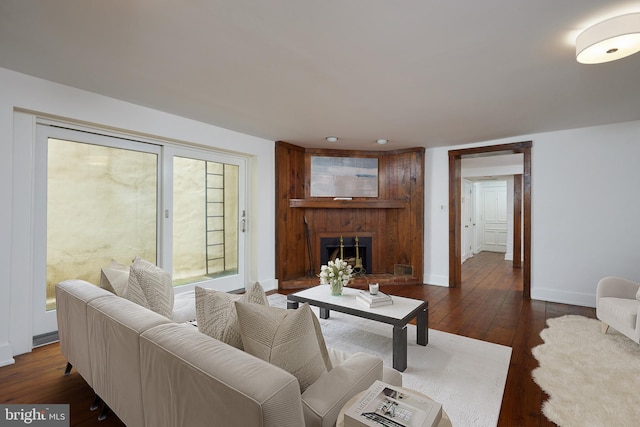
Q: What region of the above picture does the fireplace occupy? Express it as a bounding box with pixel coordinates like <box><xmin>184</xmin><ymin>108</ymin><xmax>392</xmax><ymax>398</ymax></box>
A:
<box><xmin>320</xmin><ymin>236</ymin><xmax>372</xmax><ymax>275</ymax></box>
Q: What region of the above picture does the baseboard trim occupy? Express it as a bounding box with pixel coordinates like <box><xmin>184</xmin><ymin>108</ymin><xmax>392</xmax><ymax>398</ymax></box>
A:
<box><xmin>33</xmin><ymin>331</ymin><xmax>59</xmax><ymax>348</ymax></box>
<box><xmin>531</xmin><ymin>287</ymin><xmax>596</xmax><ymax>308</ymax></box>
<box><xmin>424</xmin><ymin>275</ymin><xmax>449</xmax><ymax>287</ymax></box>
<box><xmin>0</xmin><ymin>343</ymin><xmax>15</xmax><ymax>367</ymax></box>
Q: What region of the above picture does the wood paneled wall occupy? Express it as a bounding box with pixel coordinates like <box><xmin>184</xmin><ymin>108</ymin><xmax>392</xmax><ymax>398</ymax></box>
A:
<box><xmin>275</xmin><ymin>141</ymin><xmax>425</xmax><ymax>288</ymax></box>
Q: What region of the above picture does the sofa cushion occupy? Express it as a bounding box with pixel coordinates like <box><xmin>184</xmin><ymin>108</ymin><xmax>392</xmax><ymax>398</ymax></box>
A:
<box><xmin>235</xmin><ymin>302</ymin><xmax>328</xmax><ymax>392</ymax></box>
<box><xmin>195</xmin><ymin>282</ymin><xmax>268</xmax><ymax>349</ymax></box>
<box><xmin>139</xmin><ymin>323</ymin><xmax>305</xmax><ymax>427</ymax></box>
<box><xmin>87</xmin><ymin>294</ymin><xmax>172</xmax><ymax>427</ymax></box>
<box><xmin>172</xmin><ymin>290</ymin><xmax>196</xmax><ymax>323</ymax></box>
<box><xmin>123</xmin><ymin>257</ymin><xmax>174</xmax><ymax>318</ymax></box>
<box><xmin>99</xmin><ymin>259</ymin><xmax>129</xmax><ymax>296</ymax></box>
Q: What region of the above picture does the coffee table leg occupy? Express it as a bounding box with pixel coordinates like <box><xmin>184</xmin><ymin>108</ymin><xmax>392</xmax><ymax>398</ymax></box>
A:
<box><xmin>393</xmin><ymin>325</ymin><xmax>407</xmax><ymax>372</ymax></box>
<box><xmin>417</xmin><ymin>306</ymin><xmax>428</xmax><ymax>346</ymax></box>
<box><xmin>287</xmin><ymin>300</ymin><xmax>299</xmax><ymax>310</ymax></box>
<box><xmin>319</xmin><ymin>307</ymin><xmax>330</xmax><ymax>319</ymax></box>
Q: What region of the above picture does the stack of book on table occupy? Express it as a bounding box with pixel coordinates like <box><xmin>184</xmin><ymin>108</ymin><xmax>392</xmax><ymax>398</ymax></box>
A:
<box><xmin>356</xmin><ymin>290</ymin><xmax>393</xmax><ymax>308</ymax></box>
<box><xmin>344</xmin><ymin>380</ymin><xmax>442</xmax><ymax>427</ymax></box>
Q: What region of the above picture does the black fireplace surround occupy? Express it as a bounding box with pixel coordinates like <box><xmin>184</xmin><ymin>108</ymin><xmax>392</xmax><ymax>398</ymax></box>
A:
<box><xmin>320</xmin><ymin>236</ymin><xmax>372</xmax><ymax>274</ymax></box>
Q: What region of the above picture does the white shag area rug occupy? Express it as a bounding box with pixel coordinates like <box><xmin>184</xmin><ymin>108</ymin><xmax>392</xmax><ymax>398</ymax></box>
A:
<box><xmin>532</xmin><ymin>315</ymin><xmax>640</xmax><ymax>427</ymax></box>
<box><xmin>268</xmin><ymin>294</ymin><xmax>511</xmax><ymax>427</ymax></box>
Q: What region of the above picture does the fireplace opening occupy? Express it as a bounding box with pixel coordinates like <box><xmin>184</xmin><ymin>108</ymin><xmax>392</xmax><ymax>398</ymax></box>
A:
<box><xmin>320</xmin><ymin>236</ymin><xmax>372</xmax><ymax>275</ymax></box>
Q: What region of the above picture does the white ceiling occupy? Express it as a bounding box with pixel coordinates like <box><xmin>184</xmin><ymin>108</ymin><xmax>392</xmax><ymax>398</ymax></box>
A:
<box><xmin>1</xmin><ymin>0</ymin><xmax>639</xmax><ymax>151</ymax></box>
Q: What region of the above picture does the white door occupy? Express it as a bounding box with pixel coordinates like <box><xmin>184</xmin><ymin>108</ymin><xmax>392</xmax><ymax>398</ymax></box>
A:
<box><xmin>462</xmin><ymin>179</ymin><xmax>474</xmax><ymax>261</ymax></box>
<box><xmin>162</xmin><ymin>146</ymin><xmax>247</xmax><ymax>294</ymax></box>
<box><xmin>480</xmin><ymin>181</ymin><xmax>507</xmax><ymax>253</ymax></box>
<box><xmin>33</xmin><ymin>125</ymin><xmax>162</xmax><ymax>336</ymax></box>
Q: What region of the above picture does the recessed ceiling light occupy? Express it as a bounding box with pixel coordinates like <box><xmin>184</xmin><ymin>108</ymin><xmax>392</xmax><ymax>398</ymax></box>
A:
<box><xmin>576</xmin><ymin>13</ymin><xmax>640</xmax><ymax>64</ymax></box>
<box><xmin>325</xmin><ymin>136</ymin><xmax>338</xmax><ymax>142</ymax></box>
<box><xmin>376</xmin><ymin>139</ymin><xmax>388</xmax><ymax>145</ymax></box>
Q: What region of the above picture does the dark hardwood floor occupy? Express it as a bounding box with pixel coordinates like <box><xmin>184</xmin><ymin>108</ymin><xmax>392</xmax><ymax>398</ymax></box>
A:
<box><xmin>0</xmin><ymin>252</ymin><xmax>595</xmax><ymax>426</ymax></box>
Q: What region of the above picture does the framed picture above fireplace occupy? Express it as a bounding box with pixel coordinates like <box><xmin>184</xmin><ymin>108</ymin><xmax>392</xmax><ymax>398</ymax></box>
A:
<box><xmin>310</xmin><ymin>156</ymin><xmax>378</xmax><ymax>198</ymax></box>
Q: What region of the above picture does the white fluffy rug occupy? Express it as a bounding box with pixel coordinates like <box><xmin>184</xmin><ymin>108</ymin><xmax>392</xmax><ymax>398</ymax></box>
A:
<box><xmin>268</xmin><ymin>294</ymin><xmax>511</xmax><ymax>427</ymax></box>
<box><xmin>532</xmin><ymin>315</ymin><xmax>640</xmax><ymax>427</ymax></box>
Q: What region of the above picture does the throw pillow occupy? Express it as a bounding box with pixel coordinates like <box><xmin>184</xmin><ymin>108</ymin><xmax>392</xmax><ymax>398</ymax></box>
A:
<box><xmin>99</xmin><ymin>259</ymin><xmax>130</xmax><ymax>296</ymax></box>
<box><xmin>234</xmin><ymin>301</ymin><xmax>329</xmax><ymax>392</ymax></box>
<box><xmin>195</xmin><ymin>282</ymin><xmax>268</xmax><ymax>349</ymax></box>
<box><xmin>310</xmin><ymin>312</ymin><xmax>333</xmax><ymax>372</ymax></box>
<box><xmin>123</xmin><ymin>256</ymin><xmax>174</xmax><ymax>318</ymax></box>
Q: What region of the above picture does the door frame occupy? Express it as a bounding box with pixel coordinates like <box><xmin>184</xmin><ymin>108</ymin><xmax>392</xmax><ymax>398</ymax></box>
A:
<box><xmin>448</xmin><ymin>141</ymin><xmax>531</xmax><ymax>298</ymax></box>
<box><xmin>461</xmin><ymin>178</ymin><xmax>474</xmax><ymax>262</ymax></box>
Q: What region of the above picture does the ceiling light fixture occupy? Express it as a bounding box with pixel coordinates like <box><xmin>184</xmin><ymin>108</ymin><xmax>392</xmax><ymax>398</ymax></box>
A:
<box><xmin>325</xmin><ymin>136</ymin><xmax>338</xmax><ymax>142</ymax></box>
<box><xmin>376</xmin><ymin>139</ymin><xmax>388</xmax><ymax>145</ymax></box>
<box><xmin>576</xmin><ymin>13</ymin><xmax>640</xmax><ymax>64</ymax></box>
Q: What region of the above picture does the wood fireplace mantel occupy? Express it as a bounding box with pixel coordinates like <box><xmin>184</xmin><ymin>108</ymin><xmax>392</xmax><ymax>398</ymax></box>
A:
<box><xmin>289</xmin><ymin>199</ymin><xmax>407</xmax><ymax>209</ymax></box>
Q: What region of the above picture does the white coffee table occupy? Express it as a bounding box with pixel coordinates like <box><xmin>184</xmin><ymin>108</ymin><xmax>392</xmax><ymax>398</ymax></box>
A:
<box><xmin>287</xmin><ymin>285</ymin><xmax>428</xmax><ymax>372</ymax></box>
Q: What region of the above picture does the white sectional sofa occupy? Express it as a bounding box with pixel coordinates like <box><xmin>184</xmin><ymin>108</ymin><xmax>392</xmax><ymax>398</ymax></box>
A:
<box><xmin>56</xmin><ymin>280</ymin><xmax>401</xmax><ymax>427</ymax></box>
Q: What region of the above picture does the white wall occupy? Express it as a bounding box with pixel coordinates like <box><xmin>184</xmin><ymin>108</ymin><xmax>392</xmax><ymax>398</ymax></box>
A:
<box><xmin>0</xmin><ymin>67</ymin><xmax>276</xmax><ymax>365</ymax></box>
<box><xmin>423</xmin><ymin>120</ymin><xmax>640</xmax><ymax>307</ymax></box>
<box><xmin>531</xmin><ymin>122</ymin><xmax>640</xmax><ymax>305</ymax></box>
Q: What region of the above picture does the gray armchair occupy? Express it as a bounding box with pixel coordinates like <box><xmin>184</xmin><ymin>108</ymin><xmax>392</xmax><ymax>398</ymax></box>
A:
<box><xmin>596</xmin><ymin>276</ymin><xmax>640</xmax><ymax>343</ymax></box>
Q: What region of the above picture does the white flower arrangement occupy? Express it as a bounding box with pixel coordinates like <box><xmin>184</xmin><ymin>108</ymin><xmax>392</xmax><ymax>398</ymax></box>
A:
<box><xmin>319</xmin><ymin>258</ymin><xmax>353</xmax><ymax>295</ymax></box>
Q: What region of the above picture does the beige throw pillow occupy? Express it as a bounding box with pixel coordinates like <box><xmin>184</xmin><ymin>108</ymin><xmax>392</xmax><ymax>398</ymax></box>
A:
<box><xmin>195</xmin><ymin>282</ymin><xmax>268</xmax><ymax>349</ymax></box>
<box><xmin>99</xmin><ymin>260</ymin><xmax>130</xmax><ymax>296</ymax></box>
<box><xmin>235</xmin><ymin>302</ymin><xmax>329</xmax><ymax>392</ymax></box>
<box><xmin>123</xmin><ymin>257</ymin><xmax>174</xmax><ymax>318</ymax></box>
<box><xmin>310</xmin><ymin>312</ymin><xmax>333</xmax><ymax>372</ymax></box>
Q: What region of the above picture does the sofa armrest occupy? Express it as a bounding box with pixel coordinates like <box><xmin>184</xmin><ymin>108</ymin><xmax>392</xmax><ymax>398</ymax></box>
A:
<box><xmin>328</xmin><ymin>346</ymin><xmax>402</xmax><ymax>387</ymax></box>
<box><xmin>55</xmin><ymin>280</ymin><xmax>117</xmax><ymax>387</ymax></box>
<box><xmin>301</xmin><ymin>352</ymin><xmax>383</xmax><ymax>427</ymax></box>
<box><xmin>596</xmin><ymin>276</ymin><xmax>640</xmax><ymax>303</ymax></box>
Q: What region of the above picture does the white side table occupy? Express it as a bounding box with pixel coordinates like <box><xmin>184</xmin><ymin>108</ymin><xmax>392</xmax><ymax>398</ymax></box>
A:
<box><xmin>337</xmin><ymin>387</ymin><xmax>452</xmax><ymax>427</ymax></box>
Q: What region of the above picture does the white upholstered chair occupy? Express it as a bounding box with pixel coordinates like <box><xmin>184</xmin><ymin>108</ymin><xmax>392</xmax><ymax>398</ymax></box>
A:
<box><xmin>596</xmin><ymin>276</ymin><xmax>640</xmax><ymax>343</ymax></box>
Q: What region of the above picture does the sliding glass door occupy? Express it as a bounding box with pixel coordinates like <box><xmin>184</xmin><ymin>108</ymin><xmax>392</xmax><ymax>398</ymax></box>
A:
<box><xmin>164</xmin><ymin>146</ymin><xmax>246</xmax><ymax>292</ymax></box>
<box><xmin>33</xmin><ymin>124</ymin><xmax>246</xmax><ymax>337</ymax></box>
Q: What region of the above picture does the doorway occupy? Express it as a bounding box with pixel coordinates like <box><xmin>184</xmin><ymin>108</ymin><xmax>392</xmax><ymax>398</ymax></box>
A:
<box><xmin>448</xmin><ymin>141</ymin><xmax>531</xmax><ymax>298</ymax></box>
